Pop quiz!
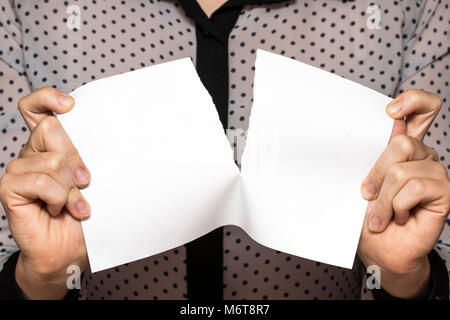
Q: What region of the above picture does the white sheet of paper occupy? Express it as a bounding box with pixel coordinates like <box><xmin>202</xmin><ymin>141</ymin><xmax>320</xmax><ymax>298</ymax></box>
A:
<box><xmin>59</xmin><ymin>50</ymin><xmax>392</xmax><ymax>272</ymax></box>
<box><xmin>241</xmin><ymin>50</ymin><xmax>393</xmax><ymax>268</ymax></box>
<box><xmin>59</xmin><ymin>58</ymin><xmax>242</xmax><ymax>272</ymax></box>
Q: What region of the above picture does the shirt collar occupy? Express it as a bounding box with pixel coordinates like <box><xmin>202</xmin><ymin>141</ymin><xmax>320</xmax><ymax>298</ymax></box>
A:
<box><xmin>175</xmin><ymin>0</ymin><xmax>290</xmax><ymax>42</ymax></box>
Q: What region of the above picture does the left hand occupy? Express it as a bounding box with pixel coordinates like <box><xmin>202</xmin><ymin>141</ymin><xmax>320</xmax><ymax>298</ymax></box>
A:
<box><xmin>358</xmin><ymin>89</ymin><xmax>450</xmax><ymax>299</ymax></box>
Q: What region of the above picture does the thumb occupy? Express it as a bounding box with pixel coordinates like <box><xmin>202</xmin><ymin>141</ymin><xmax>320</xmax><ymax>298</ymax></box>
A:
<box><xmin>386</xmin><ymin>90</ymin><xmax>442</xmax><ymax>141</ymax></box>
<box><xmin>18</xmin><ymin>86</ymin><xmax>75</xmax><ymax>130</ymax></box>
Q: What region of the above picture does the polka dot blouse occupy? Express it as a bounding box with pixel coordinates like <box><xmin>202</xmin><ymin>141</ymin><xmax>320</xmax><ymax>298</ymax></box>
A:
<box><xmin>0</xmin><ymin>0</ymin><xmax>449</xmax><ymax>300</ymax></box>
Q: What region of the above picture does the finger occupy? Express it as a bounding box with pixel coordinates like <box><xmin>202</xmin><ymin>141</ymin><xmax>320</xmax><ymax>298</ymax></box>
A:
<box><xmin>386</xmin><ymin>89</ymin><xmax>442</xmax><ymax>141</ymax></box>
<box><xmin>389</xmin><ymin>119</ymin><xmax>407</xmax><ymax>141</ymax></box>
<box><xmin>5</xmin><ymin>152</ymin><xmax>90</xmax><ymax>219</ymax></box>
<box><xmin>361</xmin><ymin>135</ymin><xmax>438</xmax><ymax>200</ymax></box>
<box><xmin>20</xmin><ymin>116</ymin><xmax>90</xmax><ymax>188</ymax></box>
<box><xmin>393</xmin><ymin>178</ymin><xmax>450</xmax><ymax>231</ymax></box>
<box><xmin>6</xmin><ymin>152</ymin><xmax>74</xmax><ymax>191</ymax></box>
<box><xmin>0</xmin><ymin>173</ymin><xmax>67</xmax><ymax>217</ymax></box>
<box><xmin>368</xmin><ymin>160</ymin><xmax>447</xmax><ymax>232</ymax></box>
<box><xmin>18</xmin><ymin>86</ymin><xmax>75</xmax><ymax>130</ymax></box>
<box><xmin>65</xmin><ymin>187</ymin><xmax>91</xmax><ymax>220</ymax></box>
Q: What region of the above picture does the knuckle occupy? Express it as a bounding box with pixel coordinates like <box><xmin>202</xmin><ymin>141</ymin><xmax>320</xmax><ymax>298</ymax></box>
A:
<box><xmin>37</xmin><ymin>115</ymin><xmax>59</xmax><ymax>134</ymax></box>
<box><xmin>404</xmin><ymin>89</ymin><xmax>422</xmax><ymax>105</ymax></box>
<box><xmin>392</xmin><ymin>134</ymin><xmax>415</xmax><ymax>155</ymax></box>
<box><xmin>18</xmin><ymin>87</ymin><xmax>57</xmax><ymax>113</ymax></box>
<box><xmin>47</xmin><ymin>152</ymin><xmax>65</xmax><ymax>172</ymax></box>
<box><xmin>430</xmin><ymin>93</ymin><xmax>442</xmax><ymax>112</ymax></box>
<box><xmin>409</xmin><ymin>178</ymin><xmax>426</xmax><ymax>195</ymax></box>
<box><xmin>36</xmin><ymin>86</ymin><xmax>56</xmax><ymax>100</ymax></box>
<box><xmin>396</xmin><ymin>89</ymin><xmax>411</xmax><ymax>100</ymax></box>
<box><xmin>387</xmin><ymin>163</ymin><xmax>407</xmax><ymax>183</ymax></box>
<box><xmin>34</xmin><ymin>174</ymin><xmax>48</xmax><ymax>189</ymax></box>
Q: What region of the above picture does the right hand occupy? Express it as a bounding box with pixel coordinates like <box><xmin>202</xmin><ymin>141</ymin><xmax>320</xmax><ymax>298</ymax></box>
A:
<box><xmin>0</xmin><ymin>87</ymin><xmax>91</xmax><ymax>299</ymax></box>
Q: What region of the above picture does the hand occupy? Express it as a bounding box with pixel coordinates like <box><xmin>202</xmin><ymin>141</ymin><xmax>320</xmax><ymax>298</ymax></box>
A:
<box><xmin>0</xmin><ymin>87</ymin><xmax>90</xmax><ymax>299</ymax></box>
<box><xmin>358</xmin><ymin>89</ymin><xmax>450</xmax><ymax>299</ymax></box>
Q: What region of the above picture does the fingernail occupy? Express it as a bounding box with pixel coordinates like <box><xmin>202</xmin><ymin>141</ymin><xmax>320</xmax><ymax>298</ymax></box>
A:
<box><xmin>75</xmin><ymin>199</ymin><xmax>90</xmax><ymax>217</ymax></box>
<box><xmin>75</xmin><ymin>167</ymin><xmax>90</xmax><ymax>185</ymax></box>
<box><xmin>58</xmin><ymin>94</ymin><xmax>75</xmax><ymax>108</ymax></box>
<box><xmin>363</xmin><ymin>183</ymin><xmax>377</xmax><ymax>199</ymax></box>
<box><xmin>387</xmin><ymin>102</ymin><xmax>402</xmax><ymax>115</ymax></box>
<box><xmin>369</xmin><ymin>215</ymin><xmax>381</xmax><ymax>232</ymax></box>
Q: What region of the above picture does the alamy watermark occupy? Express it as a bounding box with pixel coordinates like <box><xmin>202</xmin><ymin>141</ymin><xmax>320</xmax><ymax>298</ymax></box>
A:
<box><xmin>66</xmin><ymin>264</ymin><xmax>81</xmax><ymax>290</ymax></box>
<box><xmin>226</xmin><ymin>128</ymin><xmax>279</xmax><ymax>169</ymax></box>
<box><xmin>66</xmin><ymin>5</ymin><xmax>81</xmax><ymax>30</ymax></box>
<box><xmin>366</xmin><ymin>265</ymin><xmax>381</xmax><ymax>290</ymax></box>
<box><xmin>366</xmin><ymin>4</ymin><xmax>382</xmax><ymax>30</ymax></box>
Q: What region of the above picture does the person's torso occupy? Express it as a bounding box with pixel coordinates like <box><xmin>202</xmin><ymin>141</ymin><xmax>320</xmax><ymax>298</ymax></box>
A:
<box><xmin>9</xmin><ymin>0</ymin><xmax>431</xmax><ymax>299</ymax></box>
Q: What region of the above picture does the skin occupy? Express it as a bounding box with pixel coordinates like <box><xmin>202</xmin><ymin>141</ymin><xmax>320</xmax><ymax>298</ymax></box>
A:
<box><xmin>0</xmin><ymin>86</ymin><xmax>448</xmax><ymax>300</ymax></box>
<box><xmin>0</xmin><ymin>87</ymin><xmax>91</xmax><ymax>299</ymax></box>
<box><xmin>358</xmin><ymin>90</ymin><xmax>450</xmax><ymax>298</ymax></box>
<box><xmin>0</xmin><ymin>4</ymin><xmax>448</xmax><ymax>299</ymax></box>
<box><xmin>197</xmin><ymin>0</ymin><xmax>228</xmax><ymax>17</ymax></box>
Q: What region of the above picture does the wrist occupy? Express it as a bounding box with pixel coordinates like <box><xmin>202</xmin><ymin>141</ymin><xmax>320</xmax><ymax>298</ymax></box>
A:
<box><xmin>364</xmin><ymin>255</ymin><xmax>431</xmax><ymax>299</ymax></box>
<box><xmin>15</xmin><ymin>253</ymin><xmax>73</xmax><ymax>300</ymax></box>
